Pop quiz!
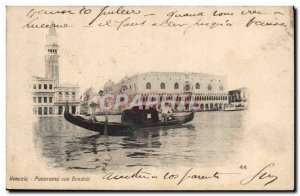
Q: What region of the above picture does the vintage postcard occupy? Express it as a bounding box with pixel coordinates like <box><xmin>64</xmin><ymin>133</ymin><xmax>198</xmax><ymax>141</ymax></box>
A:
<box><xmin>6</xmin><ymin>6</ymin><xmax>294</xmax><ymax>190</ymax></box>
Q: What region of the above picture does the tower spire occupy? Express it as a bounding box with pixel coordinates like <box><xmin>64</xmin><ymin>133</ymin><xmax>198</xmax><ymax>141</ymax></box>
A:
<box><xmin>48</xmin><ymin>21</ymin><xmax>57</xmax><ymax>36</ymax></box>
<box><xmin>45</xmin><ymin>22</ymin><xmax>59</xmax><ymax>84</ymax></box>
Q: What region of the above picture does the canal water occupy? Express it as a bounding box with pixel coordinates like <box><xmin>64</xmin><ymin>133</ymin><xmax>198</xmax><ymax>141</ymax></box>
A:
<box><xmin>33</xmin><ymin>111</ymin><xmax>247</xmax><ymax>171</ymax></box>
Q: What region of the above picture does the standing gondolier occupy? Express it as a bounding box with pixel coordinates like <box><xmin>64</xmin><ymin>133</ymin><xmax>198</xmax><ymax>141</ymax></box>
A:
<box><xmin>89</xmin><ymin>90</ymin><xmax>104</xmax><ymax>121</ymax></box>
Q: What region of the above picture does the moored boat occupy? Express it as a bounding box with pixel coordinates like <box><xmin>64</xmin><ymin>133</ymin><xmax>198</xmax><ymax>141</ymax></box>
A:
<box><xmin>224</xmin><ymin>104</ymin><xmax>247</xmax><ymax>111</ymax></box>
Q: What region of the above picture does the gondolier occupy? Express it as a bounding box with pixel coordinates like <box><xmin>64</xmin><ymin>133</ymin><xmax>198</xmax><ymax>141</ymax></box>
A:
<box><xmin>89</xmin><ymin>90</ymin><xmax>104</xmax><ymax>121</ymax></box>
<box><xmin>161</xmin><ymin>103</ymin><xmax>173</xmax><ymax>122</ymax></box>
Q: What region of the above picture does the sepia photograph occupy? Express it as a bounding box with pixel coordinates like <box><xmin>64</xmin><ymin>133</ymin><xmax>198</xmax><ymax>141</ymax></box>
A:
<box><xmin>6</xmin><ymin>6</ymin><xmax>294</xmax><ymax>190</ymax></box>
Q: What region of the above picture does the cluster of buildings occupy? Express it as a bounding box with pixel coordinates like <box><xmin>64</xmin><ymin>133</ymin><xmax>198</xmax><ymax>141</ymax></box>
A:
<box><xmin>32</xmin><ymin>24</ymin><xmax>80</xmax><ymax>116</ymax></box>
<box><xmin>32</xmin><ymin>25</ymin><xmax>248</xmax><ymax>116</ymax></box>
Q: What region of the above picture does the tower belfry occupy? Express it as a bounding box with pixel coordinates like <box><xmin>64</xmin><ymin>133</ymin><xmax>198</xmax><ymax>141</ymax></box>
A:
<box><xmin>45</xmin><ymin>22</ymin><xmax>59</xmax><ymax>84</ymax></box>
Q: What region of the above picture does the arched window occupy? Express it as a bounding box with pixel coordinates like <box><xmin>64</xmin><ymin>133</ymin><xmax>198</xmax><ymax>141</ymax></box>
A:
<box><xmin>184</xmin><ymin>84</ymin><xmax>190</xmax><ymax>91</ymax></box>
<box><xmin>205</xmin><ymin>104</ymin><xmax>209</xmax><ymax>110</ymax></box>
<box><xmin>49</xmin><ymin>107</ymin><xmax>53</xmax><ymax>115</ymax></box>
<box><xmin>195</xmin><ymin>83</ymin><xmax>200</xmax><ymax>89</ymax></box>
<box><xmin>38</xmin><ymin>107</ymin><xmax>42</xmax><ymax>115</ymax></box>
<box><xmin>72</xmin><ymin>92</ymin><xmax>76</xmax><ymax>100</ymax></box>
<box><xmin>160</xmin><ymin>82</ymin><xmax>165</xmax><ymax>89</ymax></box>
<box><xmin>219</xmin><ymin>84</ymin><xmax>224</xmax><ymax>91</ymax></box>
<box><xmin>58</xmin><ymin>92</ymin><xmax>62</xmax><ymax>100</ymax></box>
<box><xmin>208</xmin><ymin>84</ymin><xmax>212</xmax><ymax>90</ymax></box>
<box><xmin>146</xmin><ymin>82</ymin><xmax>151</xmax><ymax>89</ymax></box>
<box><xmin>174</xmin><ymin>83</ymin><xmax>179</xmax><ymax>89</ymax></box>
<box><xmin>65</xmin><ymin>92</ymin><xmax>69</xmax><ymax>100</ymax></box>
<box><xmin>44</xmin><ymin>107</ymin><xmax>48</xmax><ymax>115</ymax></box>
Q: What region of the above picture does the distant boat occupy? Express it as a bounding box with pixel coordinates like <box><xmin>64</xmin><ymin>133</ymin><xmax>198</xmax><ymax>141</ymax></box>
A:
<box><xmin>224</xmin><ymin>104</ymin><xmax>247</xmax><ymax>111</ymax></box>
<box><xmin>64</xmin><ymin>104</ymin><xmax>194</xmax><ymax>135</ymax></box>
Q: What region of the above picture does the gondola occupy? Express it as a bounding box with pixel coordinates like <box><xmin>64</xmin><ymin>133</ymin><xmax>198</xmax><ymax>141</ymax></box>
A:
<box><xmin>64</xmin><ymin>104</ymin><xmax>194</xmax><ymax>135</ymax></box>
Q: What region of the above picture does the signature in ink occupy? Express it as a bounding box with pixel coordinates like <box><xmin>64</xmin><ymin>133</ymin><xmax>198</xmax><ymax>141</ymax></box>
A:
<box><xmin>240</xmin><ymin>163</ymin><xmax>278</xmax><ymax>186</ymax></box>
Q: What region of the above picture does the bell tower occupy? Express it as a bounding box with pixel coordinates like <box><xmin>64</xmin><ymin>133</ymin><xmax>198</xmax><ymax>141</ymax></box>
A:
<box><xmin>45</xmin><ymin>22</ymin><xmax>59</xmax><ymax>84</ymax></box>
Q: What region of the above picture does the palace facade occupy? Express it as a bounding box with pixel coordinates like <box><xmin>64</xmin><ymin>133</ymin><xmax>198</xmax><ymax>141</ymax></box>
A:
<box><xmin>32</xmin><ymin>24</ymin><xmax>80</xmax><ymax>116</ymax></box>
<box><xmin>103</xmin><ymin>72</ymin><xmax>229</xmax><ymax>111</ymax></box>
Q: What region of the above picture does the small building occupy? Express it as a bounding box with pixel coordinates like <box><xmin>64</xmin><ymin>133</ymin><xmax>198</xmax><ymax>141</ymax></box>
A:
<box><xmin>228</xmin><ymin>87</ymin><xmax>249</xmax><ymax>107</ymax></box>
<box><xmin>54</xmin><ymin>84</ymin><xmax>80</xmax><ymax>115</ymax></box>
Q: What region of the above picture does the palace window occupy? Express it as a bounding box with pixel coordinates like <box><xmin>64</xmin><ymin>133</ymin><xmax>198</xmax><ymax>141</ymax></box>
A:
<box><xmin>38</xmin><ymin>97</ymin><xmax>42</xmax><ymax>103</ymax></box>
<box><xmin>65</xmin><ymin>92</ymin><xmax>69</xmax><ymax>100</ymax></box>
<box><xmin>72</xmin><ymin>92</ymin><xmax>76</xmax><ymax>100</ymax></box>
<box><xmin>44</xmin><ymin>84</ymin><xmax>47</xmax><ymax>89</ymax></box>
<box><xmin>58</xmin><ymin>92</ymin><xmax>62</xmax><ymax>100</ymax></box>
<box><xmin>49</xmin><ymin>84</ymin><xmax>53</xmax><ymax>89</ymax></box>
<box><xmin>33</xmin><ymin>84</ymin><xmax>36</xmax><ymax>89</ymax></box>
<box><xmin>160</xmin><ymin>82</ymin><xmax>165</xmax><ymax>89</ymax></box>
<box><xmin>49</xmin><ymin>97</ymin><xmax>53</xmax><ymax>103</ymax></box>
<box><xmin>38</xmin><ymin>84</ymin><xmax>42</xmax><ymax>89</ymax></box>
<box><xmin>184</xmin><ymin>84</ymin><xmax>190</xmax><ymax>91</ymax></box>
<box><xmin>174</xmin><ymin>83</ymin><xmax>179</xmax><ymax>89</ymax></box>
<box><xmin>44</xmin><ymin>97</ymin><xmax>47</xmax><ymax>103</ymax></box>
<box><xmin>208</xmin><ymin>84</ymin><xmax>212</xmax><ymax>90</ymax></box>
<box><xmin>146</xmin><ymin>82</ymin><xmax>151</xmax><ymax>89</ymax></box>
<box><xmin>219</xmin><ymin>85</ymin><xmax>224</xmax><ymax>91</ymax></box>
<box><xmin>195</xmin><ymin>83</ymin><xmax>200</xmax><ymax>89</ymax></box>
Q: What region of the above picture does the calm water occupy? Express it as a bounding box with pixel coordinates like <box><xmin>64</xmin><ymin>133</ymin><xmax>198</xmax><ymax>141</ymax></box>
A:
<box><xmin>33</xmin><ymin>112</ymin><xmax>247</xmax><ymax>171</ymax></box>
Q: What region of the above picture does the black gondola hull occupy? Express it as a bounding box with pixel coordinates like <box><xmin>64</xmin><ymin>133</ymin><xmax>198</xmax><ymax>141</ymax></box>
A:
<box><xmin>64</xmin><ymin>106</ymin><xmax>194</xmax><ymax>135</ymax></box>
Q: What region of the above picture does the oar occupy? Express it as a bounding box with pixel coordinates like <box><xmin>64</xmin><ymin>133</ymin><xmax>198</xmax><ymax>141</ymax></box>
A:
<box><xmin>104</xmin><ymin>112</ymin><xmax>108</xmax><ymax>136</ymax></box>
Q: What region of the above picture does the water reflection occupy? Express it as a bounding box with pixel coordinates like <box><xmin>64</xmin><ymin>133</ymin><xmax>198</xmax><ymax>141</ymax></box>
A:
<box><xmin>33</xmin><ymin>111</ymin><xmax>246</xmax><ymax>171</ymax></box>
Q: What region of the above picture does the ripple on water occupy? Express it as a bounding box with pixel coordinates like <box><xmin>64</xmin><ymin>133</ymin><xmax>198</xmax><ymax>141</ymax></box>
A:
<box><xmin>33</xmin><ymin>111</ymin><xmax>247</xmax><ymax>171</ymax></box>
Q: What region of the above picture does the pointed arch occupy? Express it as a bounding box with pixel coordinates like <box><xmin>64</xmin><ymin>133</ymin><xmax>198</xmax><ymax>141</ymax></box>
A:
<box><xmin>174</xmin><ymin>82</ymin><xmax>179</xmax><ymax>89</ymax></box>
<box><xmin>160</xmin><ymin>82</ymin><xmax>165</xmax><ymax>89</ymax></box>
<box><xmin>146</xmin><ymin>82</ymin><xmax>151</xmax><ymax>89</ymax></box>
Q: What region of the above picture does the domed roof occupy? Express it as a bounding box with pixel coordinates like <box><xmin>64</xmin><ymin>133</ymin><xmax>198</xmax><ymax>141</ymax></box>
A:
<box><xmin>104</xmin><ymin>80</ymin><xmax>115</xmax><ymax>89</ymax></box>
